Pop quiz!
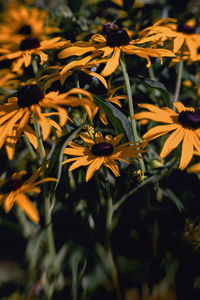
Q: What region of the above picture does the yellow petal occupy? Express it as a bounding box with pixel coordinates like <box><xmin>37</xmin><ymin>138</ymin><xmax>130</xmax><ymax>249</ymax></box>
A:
<box><xmin>15</xmin><ymin>193</ymin><xmax>40</xmax><ymax>223</ymax></box>
<box><xmin>86</xmin><ymin>157</ymin><xmax>104</xmax><ymax>181</ymax></box>
<box><xmin>160</xmin><ymin>126</ymin><xmax>185</xmax><ymax>158</ymax></box>
<box><xmin>179</xmin><ymin>129</ymin><xmax>194</xmax><ymax>170</ymax></box>
<box><xmin>142</xmin><ymin>123</ymin><xmax>178</xmax><ymax>140</ymax></box>
<box><xmin>101</xmin><ymin>47</ymin><xmax>121</xmax><ymax>77</ymax></box>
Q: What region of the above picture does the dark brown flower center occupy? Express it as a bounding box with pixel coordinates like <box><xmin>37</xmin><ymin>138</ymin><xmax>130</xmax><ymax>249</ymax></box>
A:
<box><xmin>1</xmin><ymin>179</ymin><xmax>23</xmax><ymax>194</ymax></box>
<box><xmin>178</xmin><ymin>110</ymin><xmax>200</xmax><ymax>129</ymax></box>
<box><xmin>104</xmin><ymin>23</ymin><xmax>130</xmax><ymax>47</ymax></box>
<box><xmin>91</xmin><ymin>142</ymin><xmax>114</xmax><ymax>156</ymax></box>
<box><xmin>177</xmin><ymin>24</ymin><xmax>195</xmax><ymax>34</ymax></box>
<box><xmin>20</xmin><ymin>37</ymin><xmax>40</xmax><ymax>51</ymax></box>
<box><xmin>18</xmin><ymin>25</ymin><xmax>32</xmax><ymax>35</ymax></box>
<box><xmin>17</xmin><ymin>84</ymin><xmax>44</xmax><ymax>108</ymax></box>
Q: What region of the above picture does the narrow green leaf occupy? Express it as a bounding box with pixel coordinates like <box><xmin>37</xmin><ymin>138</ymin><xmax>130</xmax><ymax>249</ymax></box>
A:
<box><xmin>142</xmin><ymin>77</ymin><xmax>172</xmax><ymax>106</ymax></box>
<box><xmin>45</xmin><ymin>125</ymin><xmax>83</xmax><ymax>192</ymax></box>
<box><xmin>93</xmin><ymin>94</ymin><xmax>133</xmax><ymax>143</ymax></box>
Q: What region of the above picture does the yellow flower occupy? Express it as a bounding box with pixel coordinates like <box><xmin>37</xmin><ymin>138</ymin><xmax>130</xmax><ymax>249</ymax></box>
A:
<box><xmin>62</xmin><ymin>131</ymin><xmax>145</xmax><ymax>181</ymax></box>
<box><xmin>58</xmin><ymin>23</ymin><xmax>175</xmax><ymax>77</ymax></box>
<box><xmin>41</xmin><ymin>52</ymin><xmax>108</xmax><ymax>90</ymax></box>
<box><xmin>0</xmin><ymin>1</ymin><xmax>60</xmax><ymax>48</ymax></box>
<box><xmin>0</xmin><ymin>37</ymin><xmax>71</xmax><ymax>72</ymax></box>
<box><xmin>0</xmin><ymin>84</ymin><xmax>95</xmax><ymax>160</ymax></box>
<box><xmin>94</xmin><ymin>78</ymin><xmax>127</xmax><ymax>125</ymax></box>
<box><xmin>133</xmin><ymin>102</ymin><xmax>200</xmax><ymax>170</ymax></box>
<box><xmin>140</xmin><ymin>18</ymin><xmax>200</xmax><ymax>59</ymax></box>
<box><xmin>0</xmin><ymin>169</ymin><xmax>57</xmax><ymax>223</ymax></box>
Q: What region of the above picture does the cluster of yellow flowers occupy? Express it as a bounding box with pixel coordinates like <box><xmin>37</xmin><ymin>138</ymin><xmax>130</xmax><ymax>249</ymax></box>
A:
<box><xmin>0</xmin><ymin>0</ymin><xmax>200</xmax><ymax>224</ymax></box>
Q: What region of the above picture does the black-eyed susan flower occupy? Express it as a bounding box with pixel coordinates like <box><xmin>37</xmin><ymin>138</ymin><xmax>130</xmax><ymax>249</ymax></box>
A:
<box><xmin>41</xmin><ymin>52</ymin><xmax>108</xmax><ymax>91</ymax></box>
<box><xmin>0</xmin><ymin>37</ymin><xmax>71</xmax><ymax>73</ymax></box>
<box><xmin>133</xmin><ymin>102</ymin><xmax>200</xmax><ymax>170</ymax></box>
<box><xmin>140</xmin><ymin>18</ymin><xmax>200</xmax><ymax>59</ymax></box>
<box><xmin>0</xmin><ymin>1</ymin><xmax>60</xmax><ymax>48</ymax></box>
<box><xmin>0</xmin><ymin>169</ymin><xmax>57</xmax><ymax>223</ymax></box>
<box><xmin>58</xmin><ymin>22</ymin><xmax>175</xmax><ymax>77</ymax></box>
<box><xmin>62</xmin><ymin>131</ymin><xmax>146</xmax><ymax>181</ymax></box>
<box><xmin>93</xmin><ymin>78</ymin><xmax>127</xmax><ymax>125</ymax></box>
<box><xmin>0</xmin><ymin>84</ymin><xmax>96</xmax><ymax>160</ymax></box>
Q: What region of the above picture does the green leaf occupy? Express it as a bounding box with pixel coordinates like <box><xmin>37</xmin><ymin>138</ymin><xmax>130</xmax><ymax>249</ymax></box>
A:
<box><xmin>45</xmin><ymin>125</ymin><xmax>83</xmax><ymax>193</ymax></box>
<box><xmin>142</xmin><ymin>77</ymin><xmax>172</xmax><ymax>107</ymax></box>
<box><xmin>93</xmin><ymin>94</ymin><xmax>133</xmax><ymax>143</ymax></box>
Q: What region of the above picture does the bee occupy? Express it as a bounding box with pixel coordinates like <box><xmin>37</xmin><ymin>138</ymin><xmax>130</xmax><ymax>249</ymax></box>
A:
<box><xmin>103</xmin><ymin>20</ymin><xmax>119</xmax><ymax>35</ymax></box>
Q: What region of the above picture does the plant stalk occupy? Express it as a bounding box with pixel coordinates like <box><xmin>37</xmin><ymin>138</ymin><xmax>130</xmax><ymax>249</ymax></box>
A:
<box><xmin>33</xmin><ymin>114</ymin><xmax>56</xmax><ymax>264</ymax></box>
<box><xmin>174</xmin><ymin>58</ymin><xmax>183</xmax><ymax>102</ymax></box>
<box><xmin>120</xmin><ymin>53</ymin><xmax>145</xmax><ymax>174</ymax></box>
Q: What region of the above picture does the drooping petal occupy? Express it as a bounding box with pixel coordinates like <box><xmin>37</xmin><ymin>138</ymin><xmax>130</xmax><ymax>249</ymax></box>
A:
<box><xmin>101</xmin><ymin>47</ymin><xmax>121</xmax><ymax>77</ymax></box>
<box><xmin>15</xmin><ymin>193</ymin><xmax>39</xmax><ymax>223</ymax></box>
<box><xmin>173</xmin><ymin>35</ymin><xmax>185</xmax><ymax>53</ymax></box>
<box><xmin>85</xmin><ymin>157</ymin><xmax>104</xmax><ymax>181</ymax></box>
<box><xmin>159</xmin><ymin>126</ymin><xmax>185</xmax><ymax>158</ymax></box>
<box><xmin>179</xmin><ymin>129</ymin><xmax>194</xmax><ymax>170</ymax></box>
<box><xmin>142</xmin><ymin>123</ymin><xmax>178</xmax><ymax>141</ymax></box>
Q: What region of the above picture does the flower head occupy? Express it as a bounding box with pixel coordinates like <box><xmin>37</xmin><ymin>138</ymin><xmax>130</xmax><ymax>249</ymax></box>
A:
<box><xmin>0</xmin><ymin>84</ymin><xmax>96</xmax><ymax>160</ymax></box>
<box><xmin>0</xmin><ymin>169</ymin><xmax>57</xmax><ymax>223</ymax></box>
<box><xmin>62</xmin><ymin>131</ymin><xmax>145</xmax><ymax>181</ymax></box>
<box><xmin>41</xmin><ymin>52</ymin><xmax>108</xmax><ymax>91</ymax></box>
<box><xmin>0</xmin><ymin>37</ymin><xmax>71</xmax><ymax>72</ymax></box>
<box><xmin>140</xmin><ymin>18</ymin><xmax>200</xmax><ymax>59</ymax></box>
<box><xmin>0</xmin><ymin>1</ymin><xmax>60</xmax><ymax>48</ymax></box>
<box><xmin>133</xmin><ymin>102</ymin><xmax>200</xmax><ymax>170</ymax></box>
<box><xmin>58</xmin><ymin>22</ymin><xmax>175</xmax><ymax>77</ymax></box>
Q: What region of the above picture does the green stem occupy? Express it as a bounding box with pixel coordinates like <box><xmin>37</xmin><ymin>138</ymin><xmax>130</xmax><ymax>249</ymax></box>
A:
<box><xmin>32</xmin><ymin>59</ymin><xmax>38</xmax><ymax>77</ymax></box>
<box><xmin>113</xmin><ymin>158</ymin><xmax>176</xmax><ymax>211</ymax></box>
<box><xmin>148</xmin><ymin>65</ymin><xmax>157</xmax><ymax>81</ymax></box>
<box><xmin>104</xmin><ymin>169</ymin><xmax>121</xmax><ymax>300</ymax></box>
<box><xmin>32</xmin><ymin>113</ymin><xmax>56</xmax><ymax>264</ymax></box>
<box><xmin>32</xmin><ymin>114</ymin><xmax>45</xmax><ymax>163</ymax></box>
<box><xmin>174</xmin><ymin>59</ymin><xmax>183</xmax><ymax>102</ymax></box>
<box><xmin>105</xmin><ymin>180</ymin><xmax>113</xmax><ymax>238</ymax></box>
<box><xmin>75</xmin><ymin>73</ymin><xmax>82</xmax><ymax>98</ymax></box>
<box><xmin>120</xmin><ymin>53</ymin><xmax>145</xmax><ymax>174</ymax></box>
<box><xmin>23</xmin><ymin>134</ymin><xmax>37</xmax><ymax>160</ymax></box>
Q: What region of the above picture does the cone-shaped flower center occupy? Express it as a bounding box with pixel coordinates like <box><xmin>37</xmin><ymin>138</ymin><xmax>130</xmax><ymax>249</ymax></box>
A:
<box><xmin>91</xmin><ymin>142</ymin><xmax>114</xmax><ymax>156</ymax></box>
<box><xmin>18</xmin><ymin>25</ymin><xmax>32</xmax><ymax>35</ymax></box>
<box><xmin>177</xmin><ymin>24</ymin><xmax>195</xmax><ymax>34</ymax></box>
<box><xmin>178</xmin><ymin>110</ymin><xmax>200</xmax><ymax>129</ymax></box>
<box><xmin>1</xmin><ymin>179</ymin><xmax>23</xmax><ymax>194</ymax></box>
<box><xmin>17</xmin><ymin>84</ymin><xmax>44</xmax><ymax>107</ymax></box>
<box><xmin>20</xmin><ymin>37</ymin><xmax>40</xmax><ymax>50</ymax></box>
<box><xmin>104</xmin><ymin>23</ymin><xmax>130</xmax><ymax>47</ymax></box>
